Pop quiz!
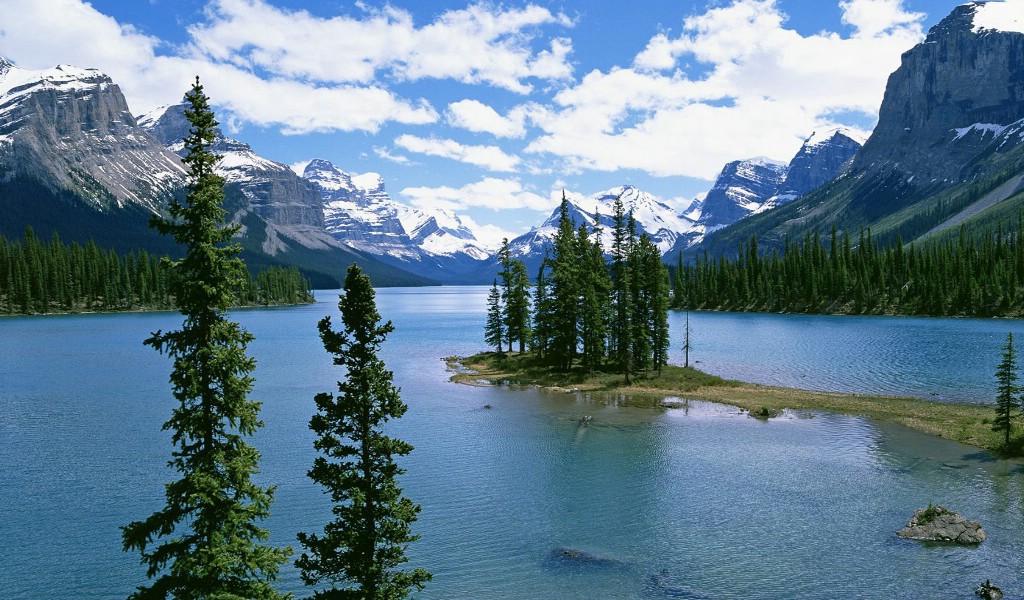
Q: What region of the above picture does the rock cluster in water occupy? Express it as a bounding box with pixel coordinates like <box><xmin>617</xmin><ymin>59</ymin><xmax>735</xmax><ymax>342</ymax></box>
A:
<box><xmin>975</xmin><ymin>579</ymin><xmax>1003</xmax><ymax>600</ymax></box>
<box><xmin>896</xmin><ymin>504</ymin><xmax>985</xmax><ymax>544</ymax></box>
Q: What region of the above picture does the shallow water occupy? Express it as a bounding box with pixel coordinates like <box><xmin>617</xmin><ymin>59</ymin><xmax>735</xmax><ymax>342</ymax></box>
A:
<box><xmin>1</xmin><ymin>288</ymin><xmax>1022</xmax><ymax>598</ymax></box>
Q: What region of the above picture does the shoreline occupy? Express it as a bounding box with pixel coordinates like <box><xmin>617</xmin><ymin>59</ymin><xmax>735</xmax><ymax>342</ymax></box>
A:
<box><xmin>447</xmin><ymin>352</ymin><xmax>1009</xmax><ymax>455</ymax></box>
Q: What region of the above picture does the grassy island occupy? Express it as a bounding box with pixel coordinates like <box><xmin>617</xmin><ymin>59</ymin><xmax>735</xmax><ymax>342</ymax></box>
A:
<box><xmin>448</xmin><ymin>352</ymin><xmax>1007</xmax><ymax>455</ymax></box>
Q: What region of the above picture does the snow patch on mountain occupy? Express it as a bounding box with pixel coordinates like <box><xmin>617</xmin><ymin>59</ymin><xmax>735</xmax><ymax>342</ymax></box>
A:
<box><xmin>953</xmin><ymin>122</ymin><xmax>1008</xmax><ymax>141</ymax></box>
<box><xmin>972</xmin><ymin>1</ymin><xmax>1024</xmax><ymax>34</ymax></box>
<box><xmin>302</xmin><ymin>158</ymin><xmax>494</xmax><ymax>264</ymax></box>
<box><xmin>509</xmin><ymin>185</ymin><xmax>697</xmax><ymax>262</ymax></box>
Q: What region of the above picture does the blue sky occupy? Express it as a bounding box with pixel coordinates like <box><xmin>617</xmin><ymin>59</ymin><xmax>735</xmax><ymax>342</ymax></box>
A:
<box><xmin>0</xmin><ymin>0</ymin><xmax>969</xmax><ymax>243</ymax></box>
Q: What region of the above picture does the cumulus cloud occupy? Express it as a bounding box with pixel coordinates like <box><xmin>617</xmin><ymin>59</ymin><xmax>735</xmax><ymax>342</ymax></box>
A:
<box><xmin>458</xmin><ymin>214</ymin><xmax>520</xmax><ymax>247</ymax></box>
<box><xmin>533</xmin><ymin>0</ymin><xmax>927</xmax><ymax>180</ymax></box>
<box><xmin>395</xmin><ymin>134</ymin><xmax>522</xmax><ymax>172</ymax></box>
<box><xmin>399</xmin><ymin>177</ymin><xmax>554</xmax><ymax>212</ymax></box>
<box><xmin>445</xmin><ymin>99</ymin><xmax>532</xmax><ymax>138</ymax></box>
<box><xmin>188</xmin><ymin>0</ymin><xmax>575</xmax><ymax>93</ymax></box>
<box><xmin>840</xmin><ymin>0</ymin><xmax>925</xmax><ymax>37</ymax></box>
<box><xmin>0</xmin><ymin>0</ymin><xmax>570</xmax><ymax>132</ymax></box>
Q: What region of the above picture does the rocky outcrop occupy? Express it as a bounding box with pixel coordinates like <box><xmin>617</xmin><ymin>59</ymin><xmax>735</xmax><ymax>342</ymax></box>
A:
<box><xmin>140</xmin><ymin>104</ymin><xmax>325</xmax><ymax>230</ymax></box>
<box><xmin>0</xmin><ymin>58</ymin><xmax>184</xmax><ymax>211</ymax></box>
<box><xmin>698</xmin><ymin>158</ymin><xmax>787</xmax><ymax>229</ymax></box>
<box><xmin>975</xmin><ymin>579</ymin><xmax>1003</xmax><ymax>600</ymax></box>
<box><xmin>854</xmin><ymin>3</ymin><xmax>1024</xmax><ymax>186</ymax></box>
<box><xmin>896</xmin><ymin>504</ymin><xmax>985</xmax><ymax>544</ymax></box>
<box><xmin>775</xmin><ymin>129</ymin><xmax>863</xmax><ymax>200</ymax></box>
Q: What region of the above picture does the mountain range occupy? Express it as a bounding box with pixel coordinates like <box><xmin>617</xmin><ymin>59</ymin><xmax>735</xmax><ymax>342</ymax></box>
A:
<box><xmin>1</xmin><ymin>1</ymin><xmax>1022</xmax><ymax>285</ymax></box>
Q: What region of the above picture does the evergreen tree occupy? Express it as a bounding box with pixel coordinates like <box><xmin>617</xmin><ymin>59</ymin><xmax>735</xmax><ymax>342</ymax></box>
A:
<box><xmin>485</xmin><ymin>279</ymin><xmax>506</xmax><ymax>354</ymax></box>
<box><xmin>578</xmin><ymin>217</ymin><xmax>612</xmax><ymax>375</ymax></box>
<box><xmin>610</xmin><ymin>196</ymin><xmax>633</xmax><ymax>383</ymax></box>
<box><xmin>121</xmin><ymin>77</ymin><xmax>289</xmax><ymax>599</ymax></box>
<box><xmin>297</xmin><ymin>263</ymin><xmax>431</xmax><ymax>598</ymax></box>
<box><xmin>498</xmin><ymin>238</ymin><xmax>532</xmax><ymax>354</ymax></box>
<box><xmin>549</xmin><ymin>193</ymin><xmax>581</xmax><ymax>371</ymax></box>
<box><xmin>531</xmin><ymin>253</ymin><xmax>555</xmax><ymax>359</ymax></box>
<box><xmin>994</xmin><ymin>332</ymin><xmax>1020</xmax><ymax>446</ymax></box>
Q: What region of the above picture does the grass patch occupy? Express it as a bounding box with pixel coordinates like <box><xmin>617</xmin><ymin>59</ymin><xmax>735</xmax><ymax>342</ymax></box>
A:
<box><xmin>447</xmin><ymin>352</ymin><xmax>1006</xmax><ymax>454</ymax></box>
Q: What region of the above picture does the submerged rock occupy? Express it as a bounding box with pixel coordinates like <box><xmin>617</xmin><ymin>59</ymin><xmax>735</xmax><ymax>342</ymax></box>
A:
<box><xmin>646</xmin><ymin>569</ymin><xmax>712</xmax><ymax>599</ymax></box>
<box><xmin>545</xmin><ymin>547</ymin><xmax>629</xmax><ymax>570</ymax></box>
<box><xmin>747</xmin><ymin>406</ymin><xmax>782</xmax><ymax>419</ymax></box>
<box><xmin>896</xmin><ymin>504</ymin><xmax>985</xmax><ymax>544</ymax></box>
<box><xmin>975</xmin><ymin>579</ymin><xmax>1003</xmax><ymax>600</ymax></box>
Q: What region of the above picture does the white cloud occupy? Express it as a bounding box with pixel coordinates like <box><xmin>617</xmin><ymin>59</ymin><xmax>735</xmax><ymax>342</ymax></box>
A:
<box><xmin>289</xmin><ymin>159</ymin><xmax>312</xmax><ymax>176</ymax></box>
<box><xmin>445</xmin><ymin>99</ymin><xmax>531</xmax><ymax>138</ymax></box>
<box><xmin>840</xmin><ymin>0</ymin><xmax>924</xmax><ymax>37</ymax></box>
<box><xmin>373</xmin><ymin>146</ymin><xmax>414</xmax><ymax>165</ymax></box>
<box><xmin>399</xmin><ymin>177</ymin><xmax>554</xmax><ymax>212</ymax></box>
<box><xmin>527</xmin><ymin>0</ymin><xmax>927</xmax><ymax>180</ymax></box>
<box><xmin>395</xmin><ymin>134</ymin><xmax>522</xmax><ymax>172</ymax></box>
<box><xmin>458</xmin><ymin>214</ymin><xmax>520</xmax><ymax>247</ymax></box>
<box><xmin>187</xmin><ymin>0</ymin><xmax>575</xmax><ymax>93</ymax></box>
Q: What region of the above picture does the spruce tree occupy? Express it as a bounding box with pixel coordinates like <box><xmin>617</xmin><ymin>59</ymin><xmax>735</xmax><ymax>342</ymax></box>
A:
<box><xmin>121</xmin><ymin>77</ymin><xmax>289</xmax><ymax>599</ymax></box>
<box><xmin>297</xmin><ymin>263</ymin><xmax>431</xmax><ymax>598</ymax></box>
<box><xmin>549</xmin><ymin>193</ymin><xmax>581</xmax><ymax>371</ymax></box>
<box><xmin>994</xmin><ymin>332</ymin><xmax>1020</xmax><ymax>446</ymax></box>
<box><xmin>485</xmin><ymin>279</ymin><xmax>506</xmax><ymax>354</ymax></box>
<box><xmin>610</xmin><ymin>197</ymin><xmax>633</xmax><ymax>383</ymax></box>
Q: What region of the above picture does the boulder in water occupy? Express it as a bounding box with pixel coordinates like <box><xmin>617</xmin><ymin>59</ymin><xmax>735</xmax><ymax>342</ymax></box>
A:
<box><xmin>896</xmin><ymin>504</ymin><xmax>985</xmax><ymax>544</ymax></box>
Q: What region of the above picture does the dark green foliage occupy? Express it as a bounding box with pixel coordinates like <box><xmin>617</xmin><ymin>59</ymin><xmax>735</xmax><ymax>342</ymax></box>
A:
<box><xmin>610</xmin><ymin>197</ymin><xmax>633</xmax><ymax>382</ymax></box>
<box><xmin>548</xmin><ymin>194</ymin><xmax>581</xmax><ymax>371</ymax></box>
<box><xmin>578</xmin><ymin>218</ymin><xmax>611</xmax><ymax>375</ymax></box>
<box><xmin>524</xmin><ymin>192</ymin><xmax>670</xmax><ymax>382</ymax></box>
<box><xmin>121</xmin><ymin>78</ymin><xmax>290</xmax><ymax>599</ymax></box>
<box><xmin>994</xmin><ymin>333</ymin><xmax>1019</xmax><ymax>446</ymax></box>
<box><xmin>0</xmin><ymin>228</ymin><xmax>312</xmax><ymax>314</ymax></box>
<box><xmin>485</xmin><ymin>279</ymin><xmax>506</xmax><ymax>353</ymax></box>
<box><xmin>297</xmin><ymin>263</ymin><xmax>431</xmax><ymax>598</ymax></box>
<box><xmin>498</xmin><ymin>238</ymin><xmax>532</xmax><ymax>354</ymax></box>
<box><xmin>673</xmin><ymin>217</ymin><xmax>1024</xmax><ymax>318</ymax></box>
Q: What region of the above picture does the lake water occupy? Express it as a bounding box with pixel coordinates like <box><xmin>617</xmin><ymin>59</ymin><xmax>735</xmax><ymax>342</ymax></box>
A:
<box><xmin>2</xmin><ymin>287</ymin><xmax>1024</xmax><ymax>599</ymax></box>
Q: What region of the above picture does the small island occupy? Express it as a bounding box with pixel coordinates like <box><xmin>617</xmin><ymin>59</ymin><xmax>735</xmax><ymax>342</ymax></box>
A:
<box><xmin>448</xmin><ymin>351</ymin><xmax>1004</xmax><ymax>454</ymax></box>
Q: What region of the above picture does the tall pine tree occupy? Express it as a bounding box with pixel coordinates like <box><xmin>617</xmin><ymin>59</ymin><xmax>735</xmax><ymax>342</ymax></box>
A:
<box><xmin>994</xmin><ymin>332</ymin><xmax>1020</xmax><ymax>446</ymax></box>
<box><xmin>297</xmin><ymin>263</ymin><xmax>431</xmax><ymax>598</ymax></box>
<box><xmin>121</xmin><ymin>77</ymin><xmax>290</xmax><ymax>599</ymax></box>
<box><xmin>485</xmin><ymin>279</ymin><xmax>506</xmax><ymax>354</ymax></box>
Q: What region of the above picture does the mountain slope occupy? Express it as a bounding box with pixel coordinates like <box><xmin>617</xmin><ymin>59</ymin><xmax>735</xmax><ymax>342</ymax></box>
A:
<box><xmin>696</xmin><ymin>1</ymin><xmax>1024</xmax><ymax>257</ymax></box>
<box><xmin>504</xmin><ymin>185</ymin><xmax>695</xmax><ymax>275</ymax></box>
<box><xmin>302</xmin><ymin>159</ymin><xmax>493</xmax><ymax>283</ymax></box>
<box><xmin>0</xmin><ymin>58</ymin><xmax>429</xmax><ymax>288</ymax></box>
<box><xmin>0</xmin><ymin>57</ymin><xmax>184</xmax><ymax>212</ymax></box>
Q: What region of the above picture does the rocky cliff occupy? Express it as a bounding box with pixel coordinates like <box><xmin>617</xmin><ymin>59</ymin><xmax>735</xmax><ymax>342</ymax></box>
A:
<box><xmin>855</xmin><ymin>2</ymin><xmax>1024</xmax><ymax>187</ymax></box>
<box><xmin>698</xmin><ymin>1</ymin><xmax>1024</xmax><ymax>256</ymax></box>
<box><xmin>0</xmin><ymin>58</ymin><xmax>184</xmax><ymax>212</ymax></box>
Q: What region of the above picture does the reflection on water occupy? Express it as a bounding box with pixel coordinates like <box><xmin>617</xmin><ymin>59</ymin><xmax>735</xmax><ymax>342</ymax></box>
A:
<box><xmin>1</xmin><ymin>288</ymin><xmax>1024</xmax><ymax>598</ymax></box>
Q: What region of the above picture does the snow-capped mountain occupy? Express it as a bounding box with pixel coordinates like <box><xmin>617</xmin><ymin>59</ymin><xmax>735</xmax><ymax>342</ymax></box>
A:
<box><xmin>697</xmin><ymin>157</ymin><xmax>788</xmax><ymax>229</ymax></box>
<box><xmin>505</xmin><ymin>185</ymin><xmax>697</xmax><ymax>273</ymax></box>
<box><xmin>755</xmin><ymin>127</ymin><xmax>865</xmax><ymax>214</ymax></box>
<box><xmin>0</xmin><ymin>57</ymin><xmax>184</xmax><ymax>212</ymax></box>
<box><xmin>138</xmin><ymin>103</ymin><xmax>342</xmax><ymax>256</ymax></box>
<box><xmin>302</xmin><ymin>159</ymin><xmax>493</xmax><ymax>282</ymax></box>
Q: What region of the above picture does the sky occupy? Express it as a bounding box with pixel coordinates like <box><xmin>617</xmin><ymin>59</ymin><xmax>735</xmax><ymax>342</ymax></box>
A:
<box><xmin>0</xmin><ymin>0</ymin><xmax>973</xmax><ymax>244</ymax></box>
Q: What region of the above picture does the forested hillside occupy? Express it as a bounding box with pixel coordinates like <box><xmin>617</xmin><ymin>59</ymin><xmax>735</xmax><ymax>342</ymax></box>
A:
<box><xmin>0</xmin><ymin>228</ymin><xmax>313</xmax><ymax>314</ymax></box>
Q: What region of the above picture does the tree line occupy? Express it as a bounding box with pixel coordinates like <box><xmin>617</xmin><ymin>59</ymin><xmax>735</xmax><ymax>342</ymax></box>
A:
<box><xmin>673</xmin><ymin>220</ymin><xmax>1024</xmax><ymax>317</ymax></box>
<box><xmin>487</xmin><ymin>194</ymin><xmax>671</xmax><ymax>382</ymax></box>
<box><xmin>0</xmin><ymin>227</ymin><xmax>314</xmax><ymax>314</ymax></box>
<box><xmin>121</xmin><ymin>79</ymin><xmax>428</xmax><ymax>598</ymax></box>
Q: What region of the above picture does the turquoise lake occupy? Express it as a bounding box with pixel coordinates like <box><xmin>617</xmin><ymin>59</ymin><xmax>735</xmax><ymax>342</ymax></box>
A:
<box><xmin>2</xmin><ymin>287</ymin><xmax>1024</xmax><ymax>598</ymax></box>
